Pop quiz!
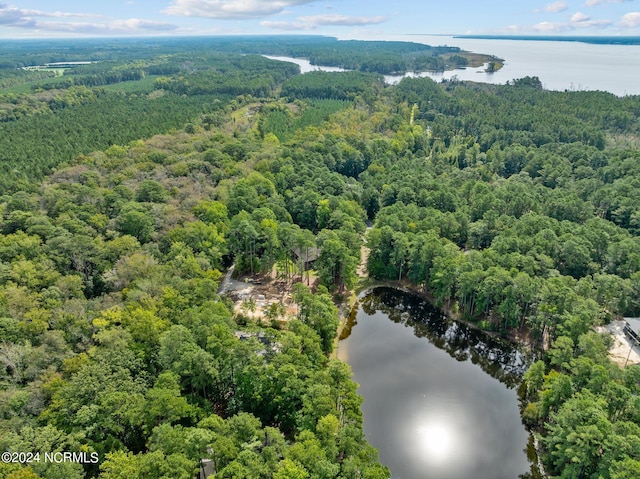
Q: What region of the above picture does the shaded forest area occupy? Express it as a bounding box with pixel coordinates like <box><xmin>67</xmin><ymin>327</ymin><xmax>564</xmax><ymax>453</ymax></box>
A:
<box><xmin>0</xmin><ymin>36</ymin><xmax>640</xmax><ymax>479</ymax></box>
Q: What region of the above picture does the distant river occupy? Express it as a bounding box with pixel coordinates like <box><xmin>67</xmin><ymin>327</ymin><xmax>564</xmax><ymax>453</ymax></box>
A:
<box><xmin>338</xmin><ymin>287</ymin><xmax>539</xmax><ymax>479</ymax></box>
<box><xmin>262</xmin><ymin>54</ymin><xmax>488</xmax><ymax>86</ymax></box>
<box><xmin>268</xmin><ymin>34</ymin><xmax>640</xmax><ymax>96</ymax></box>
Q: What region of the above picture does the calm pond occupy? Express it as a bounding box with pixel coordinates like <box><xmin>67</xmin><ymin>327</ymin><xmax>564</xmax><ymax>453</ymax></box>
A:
<box><xmin>338</xmin><ymin>287</ymin><xmax>538</xmax><ymax>479</ymax></box>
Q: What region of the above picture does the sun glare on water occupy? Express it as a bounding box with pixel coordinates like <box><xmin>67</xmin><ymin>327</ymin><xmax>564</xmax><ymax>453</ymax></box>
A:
<box><xmin>416</xmin><ymin>420</ymin><xmax>456</xmax><ymax>462</ymax></box>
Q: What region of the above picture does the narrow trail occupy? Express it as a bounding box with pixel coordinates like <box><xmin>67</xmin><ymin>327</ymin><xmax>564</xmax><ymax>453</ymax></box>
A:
<box><xmin>333</xmin><ymin>225</ymin><xmax>372</xmax><ymax>358</ymax></box>
<box><xmin>356</xmin><ymin>225</ymin><xmax>372</xmax><ymax>279</ymax></box>
<box><xmin>218</xmin><ymin>263</ymin><xmax>235</xmax><ymax>295</ymax></box>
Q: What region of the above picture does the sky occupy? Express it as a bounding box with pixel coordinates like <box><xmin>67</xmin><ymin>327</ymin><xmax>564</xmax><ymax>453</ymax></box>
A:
<box><xmin>1</xmin><ymin>0</ymin><xmax>640</xmax><ymax>38</ymax></box>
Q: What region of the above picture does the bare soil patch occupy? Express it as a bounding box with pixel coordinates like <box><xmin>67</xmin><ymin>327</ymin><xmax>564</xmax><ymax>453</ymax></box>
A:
<box><xmin>597</xmin><ymin>320</ymin><xmax>640</xmax><ymax>367</ymax></box>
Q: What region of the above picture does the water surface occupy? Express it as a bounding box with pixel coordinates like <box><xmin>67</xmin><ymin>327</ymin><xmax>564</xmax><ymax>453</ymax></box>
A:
<box><xmin>338</xmin><ymin>287</ymin><xmax>536</xmax><ymax>479</ymax></box>
<box><xmin>350</xmin><ymin>34</ymin><xmax>640</xmax><ymax>95</ymax></box>
<box><xmin>269</xmin><ymin>35</ymin><xmax>640</xmax><ymax>96</ymax></box>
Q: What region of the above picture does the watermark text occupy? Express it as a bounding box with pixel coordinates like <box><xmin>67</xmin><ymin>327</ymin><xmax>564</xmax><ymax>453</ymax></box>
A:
<box><xmin>2</xmin><ymin>451</ymin><xmax>99</xmax><ymax>464</ymax></box>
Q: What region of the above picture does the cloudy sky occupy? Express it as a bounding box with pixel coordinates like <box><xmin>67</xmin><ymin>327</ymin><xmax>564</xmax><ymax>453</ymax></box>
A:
<box><xmin>1</xmin><ymin>0</ymin><xmax>640</xmax><ymax>38</ymax></box>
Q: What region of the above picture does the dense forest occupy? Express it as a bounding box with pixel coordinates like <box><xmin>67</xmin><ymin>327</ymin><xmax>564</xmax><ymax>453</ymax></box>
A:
<box><xmin>1</xmin><ymin>36</ymin><xmax>640</xmax><ymax>479</ymax></box>
<box><xmin>0</xmin><ymin>36</ymin><xmax>492</xmax><ymax>77</ymax></box>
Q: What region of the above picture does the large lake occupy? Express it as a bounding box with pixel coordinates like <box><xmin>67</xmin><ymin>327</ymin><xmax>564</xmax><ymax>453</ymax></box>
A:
<box><xmin>400</xmin><ymin>34</ymin><xmax>640</xmax><ymax>96</ymax></box>
<box><xmin>269</xmin><ymin>35</ymin><xmax>640</xmax><ymax>96</ymax></box>
<box><xmin>338</xmin><ymin>287</ymin><xmax>538</xmax><ymax>479</ymax></box>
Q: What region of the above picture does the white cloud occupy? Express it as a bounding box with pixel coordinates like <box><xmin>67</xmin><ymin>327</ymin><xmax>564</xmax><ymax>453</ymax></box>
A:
<box><xmin>503</xmin><ymin>16</ymin><xmax>612</xmax><ymax>34</ymax></box>
<box><xmin>0</xmin><ymin>4</ymin><xmax>177</xmax><ymax>34</ymax></box>
<box><xmin>0</xmin><ymin>5</ymin><xmax>35</xmax><ymax>27</ymax></box>
<box><xmin>532</xmin><ymin>21</ymin><xmax>569</xmax><ymax>32</ymax></box>
<box><xmin>574</xmin><ymin>18</ymin><xmax>612</xmax><ymax>26</ymax></box>
<box><xmin>163</xmin><ymin>0</ymin><xmax>320</xmax><ymax>20</ymax></box>
<box><xmin>261</xmin><ymin>14</ymin><xmax>386</xmax><ymax>30</ymax></box>
<box><xmin>0</xmin><ymin>3</ymin><xmax>101</xmax><ymax>23</ymax></box>
<box><xmin>260</xmin><ymin>20</ymin><xmax>309</xmax><ymax>30</ymax></box>
<box><xmin>620</xmin><ymin>11</ymin><xmax>640</xmax><ymax>27</ymax></box>
<box><xmin>585</xmin><ymin>0</ymin><xmax>633</xmax><ymax>6</ymax></box>
<box><xmin>23</xmin><ymin>10</ymin><xmax>102</xmax><ymax>19</ymax></box>
<box><xmin>298</xmin><ymin>14</ymin><xmax>386</xmax><ymax>26</ymax></box>
<box><xmin>539</xmin><ymin>1</ymin><xmax>569</xmax><ymax>13</ymax></box>
<box><xmin>45</xmin><ymin>19</ymin><xmax>178</xmax><ymax>34</ymax></box>
<box><xmin>571</xmin><ymin>11</ymin><xmax>591</xmax><ymax>22</ymax></box>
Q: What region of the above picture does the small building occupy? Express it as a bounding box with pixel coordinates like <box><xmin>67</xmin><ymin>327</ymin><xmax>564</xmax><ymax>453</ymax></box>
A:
<box><xmin>45</xmin><ymin>61</ymin><xmax>96</xmax><ymax>67</ymax></box>
<box><xmin>234</xmin><ymin>330</ymin><xmax>271</xmax><ymax>346</ymax></box>
<box><xmin>292</xmin><ymin>247</ymin><xmax>320</xmax><ymax>269</ymax></box>
<box><xmin>198</xmin><ymin>458</ymin><xmax>214</xmax><ymax>479</ymax></box>
<box><xmin>234</xmin><ymin>331</ymin><xmax>253</xmax><ymax>341</ymax></box>
<box><xmin>623</xmin><ymin>318</ymin><xmax>640</xmax><ymax>344</ymax></box>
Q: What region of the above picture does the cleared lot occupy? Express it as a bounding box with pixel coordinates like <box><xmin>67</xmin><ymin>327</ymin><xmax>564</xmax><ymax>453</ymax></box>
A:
<box><xmin>597</xmin><ymin>320</ymin><xmax>640</xmax><ymax>367</ymax></box>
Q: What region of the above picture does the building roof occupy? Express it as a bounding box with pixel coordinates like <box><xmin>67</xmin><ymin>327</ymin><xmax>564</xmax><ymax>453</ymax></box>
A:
<box><xmin>625</xmin><ymin>318</ymin><xmax>640</xmax><ymax>335</ymax></box>
<box><xmin>292</xmin><ymin>247</ymin><xmax>320</xmax><ymax>263</ymax></box>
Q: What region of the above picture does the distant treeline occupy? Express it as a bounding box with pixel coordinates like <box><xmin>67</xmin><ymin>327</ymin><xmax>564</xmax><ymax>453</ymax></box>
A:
<box><xmin>0</xmin><ymin>35</ymin><xmax>463</xmax><ymax>75</ymax></box>
<box><xmin>213</xmin><ymin>37</ymin><xmax>461</xmax><ymax>74</ymax></box>
<box><xmin>28</xmin><ymin>53</ymin><xmax>298</xmax><ymax>94</ymax></box>
<box><xmin>457</xmin><ymin>35</ymin><xmax>640</xmax><ymax>45</ymax></box>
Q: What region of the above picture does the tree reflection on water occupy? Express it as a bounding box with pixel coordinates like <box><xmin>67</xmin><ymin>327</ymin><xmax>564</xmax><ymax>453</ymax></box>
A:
<box><xmin>339</xmin><ymin>286</ymin><xmax>541</xmax><ymax>479</ymax></box>
<box><xmin>355</xmin><ymin>287</ymin><xmax>530</xmax><ymax>388</ymax></box>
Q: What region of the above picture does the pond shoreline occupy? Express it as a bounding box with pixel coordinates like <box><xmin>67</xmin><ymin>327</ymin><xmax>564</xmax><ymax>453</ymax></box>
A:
<box><xmin>339</xmin><ymin>278</ymin><xmax>537</xmax><ymax>354</ymax></box>
<box><xmin>336</xmin><ymin>285</ymin><xmax>541</xmax><ymax>478</ymax></box>
<box><xmin>335</xmin><ymin>278</ymin><xmax>547</xmax><ymax>479</ymax></box>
